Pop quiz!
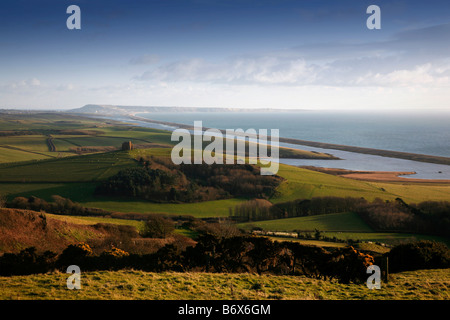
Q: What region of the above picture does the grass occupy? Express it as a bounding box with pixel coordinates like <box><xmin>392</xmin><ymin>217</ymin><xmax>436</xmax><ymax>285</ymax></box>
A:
<box><xmin>319</xmin><ymin>232</ymin><xmax>450</xmax><ymax>246</ymax></box>
<box><xmin>0</xmin><ymin>146</ymin><xmax>52</xmax><ymax>163</ymax></box>
<box><xmin>0</xmin><ymin>268</ymin><xmax>448</xmax><ymax>300</ymax></box>
<box><xmin>0</xmin><ymin>183</ymin><xmax>97</xmax><ymax>202</ymax></box>
<box><xmin>237</xmin><ymin>212</ymin><xmax>450</xmax><ymax>246</ymax></box>
<box><xmin>272</xmin><ymin>165</ymin><xmax>392</xmax><ymax>203</ymax></box>
<box><xmin>0</xmin><ymin>182</ymin><xmax>245</xmax><ymax>218</ymax></box>
<box><xmin>267</xmin><ymin>237</ymin><xmax>348</xmax><ymax>248</ymax></box>
<box><xmin>46</xmin><ymin>213</ymin><xmax>146</xmax><ymax>232</ymax></box>
<box><xmin>238</xmin><ymin>212</ymin><xmax>374</xmax><ymax>233</ymax></box>
<box><xmin>81</xmin><ymin>197</ymin><xmax>247</xmax><ymax>218</ymax></box>
<box><xmin>268</xmin><ymin>232</ymin><xmax>450</xmax><ymax>247</ymax></box>
<box><xmin>0</xmin><ymin>112</ymin><xmax>449</xmax><ymax>245</ymax></box>
<box><xmin>0</xmin><ymin>151</ymin><xmax>137</xmax><ymax>182</ymax></box>
<box><xmin>0</xmin><ymin>135</ymin><xmax>51</xmax><ymax>151</ymax></box>
<box><xmin>272</xmin><ymin>164</ymin><xmax>450</xmax><ymax>203</ymax></box>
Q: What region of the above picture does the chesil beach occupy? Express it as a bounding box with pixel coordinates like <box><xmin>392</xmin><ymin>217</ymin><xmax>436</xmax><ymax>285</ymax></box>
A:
<box><xmin>110</xmin><ymin>109</ymin><xmax>450</xmax><ymax>180</ymax></box>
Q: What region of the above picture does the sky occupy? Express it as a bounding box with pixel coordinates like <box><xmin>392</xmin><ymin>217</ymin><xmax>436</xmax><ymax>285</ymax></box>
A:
<box><xmin>0</xmin><ymin>0</ymin><xmax>449</xmax><ymax>111</ymax></box>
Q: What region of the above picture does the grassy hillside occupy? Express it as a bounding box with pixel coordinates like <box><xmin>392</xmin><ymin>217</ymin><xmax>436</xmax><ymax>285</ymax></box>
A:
<box><xmin>0</xmin><ymin>268</ymin><xmax>448</xmax><ymax>300</ymax></box>
<box><xmin>0</xmin><ymin>112</ymin><xmax>449</xmax><ymax>249</ymax></box>
<box><xmin>0</xmin><ymin>146</ymin><xmax>52</xmax><ymax>163</ymax></box>
<box><xmin>0</xmin><ymin>208</ymin><xmax>106</xmax><ymax>253</ymax></box>
<box><xmin>238</xmin><ymin>212</ymin><xmax>373</xmax><ymax>232</ymax></box>
<box><xmin>238</xmin><ymin>212</ymin><xmax>450</xmax><ymax>246</ymax></box>
<box><xmin>81</xmin><ymin>197</ymin><xmax>246</xmax><ymax>218</ymax></box>
<box><xmin>272</xmin><ymin>164</ymin><xmax>450</xmax><ymax>203</ymax></box>
<box><xmin>0</xmin><ymin>151</ymin><xmax>137</xmax><ymax>182</ymax></box>
<box><xmin>1</xmin><ymin>154</ymin><xmax>449</xmax><ymax>216</ymax></box>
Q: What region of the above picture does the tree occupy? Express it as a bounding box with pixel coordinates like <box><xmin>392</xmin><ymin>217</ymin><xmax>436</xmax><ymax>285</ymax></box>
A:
<box><xmin>314</xmin><ymin>229</ymin><xmax>322</xmax><ymax>240</ymax></box>
<box><xmin>141</xmin><ymin>215</ymin><xmax>175</xmax><ymax>238</ymax></box>
<box><xmin>388</xmin><ymin>240</ymin><xmax>450</xmax><ymax>273</ymax></box>
<box><xmin>247</xmin><ymin>237</ymin><xmax>278</xmax><ymax>274</ymax></box>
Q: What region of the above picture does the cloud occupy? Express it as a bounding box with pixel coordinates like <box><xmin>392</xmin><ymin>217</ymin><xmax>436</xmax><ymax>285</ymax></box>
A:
<box><xmin>0</xmin><ymin>78</ymin><xmax>42</xmax><ymax>91</ymax></box>
<box><xmin>135</xmin><ymin>56</ymin><xmax>450</xmax><ymax>88</ymax></box>
<box><xmin>136</xmin><ymin>56</ymin><xmax>319</xmax><ymax>85</ymax></box>
<box><xmin>134</xmin><ymin>23</ymin><xmax>450</xmax><ymax>88</ymax></box>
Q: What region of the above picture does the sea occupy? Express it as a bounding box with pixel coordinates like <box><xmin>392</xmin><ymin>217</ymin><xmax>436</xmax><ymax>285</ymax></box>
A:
<box><xmin>113</xmin><ymin>110</ymin><xmax>450</xmax><ymax>180</ymax></box>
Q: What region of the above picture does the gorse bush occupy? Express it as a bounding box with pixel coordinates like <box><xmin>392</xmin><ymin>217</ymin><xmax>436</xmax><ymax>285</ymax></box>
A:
<box><xmin>0</xmin><ymin>236</ymin><xmax>374</xmax><ymax>283</ymax></box>
<box><xmin>56</xmin><ymin>243</ymin><xmax>93</xmax><ymax>269</ymax></box>
<box><xmin>102</xmin><ymin>246</ymin><xmax>129</xmax><ymax>258</ymax></box>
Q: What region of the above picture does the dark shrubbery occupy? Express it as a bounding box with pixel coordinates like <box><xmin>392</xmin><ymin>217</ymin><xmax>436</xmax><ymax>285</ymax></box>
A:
<box><xmin>230</xmin><ymin>196</ymin><xmax>367</xmax><ymax>222</ymax></box>
<box><xmin>356</xmin><ymin>198</ymin><xmax>450</xmax><ymax>237</ymax></box>
<box><xmin>179</xmin><ymin>163</ymin><xmax>282</xmax><ymax>199</ymax></box>
<box><xmin>1</xmin><ymin>237</ymin><xmax>448</xmax><ymax>283</ymax></box>
<box><xmin>0</xmin><ymin>247</ymin><xmax>57</xmax><ymax>276</ymax></box>
<box><xmin>230</xmin><ymin>197</ymin><xmax>450</xmax><ymax>239</ymax></box>
<box><xmin>7</xmin><ymin>195</ymin><xmax>110</xmax><ymax>216</ymax></box>
<box><xmin>141</xmin><ymin>215</ymin><xmax>175</xmax><ymax>238</ymax></box>
<box><xmin>387</xmin><ymin>240</ymin><xmax>450</xmax><ymax>273</ymax></box>
<box><xmin>95</xmin><ymin>160</ymin><xmax>283</xmax><ymax>203</ymax></box>
<box><xmin>95</xmin><ymin>167</ymin><xmax>177</xmax><ymax>201</ymax></box>
<box><xmin>0</xmin><ymin>237</ymin><xmax>373</xmax><ymax>284</ymax></box>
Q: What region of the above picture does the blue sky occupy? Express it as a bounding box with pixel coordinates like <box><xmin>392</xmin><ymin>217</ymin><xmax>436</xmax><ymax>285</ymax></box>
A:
<box><xmin>1</xmin><ymin>0</ymin><xmax>449</xmax><ymax>110</ymax></box>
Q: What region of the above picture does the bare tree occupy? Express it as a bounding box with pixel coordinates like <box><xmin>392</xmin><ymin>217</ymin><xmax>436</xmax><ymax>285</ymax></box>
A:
<box><xmin>141</xmin><ymin>214</ymin><xmax>175</xmax><ymax>238</ymax></box>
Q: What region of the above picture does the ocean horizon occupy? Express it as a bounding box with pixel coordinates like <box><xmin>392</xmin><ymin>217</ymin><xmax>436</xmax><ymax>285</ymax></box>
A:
<box><xmin>136</xmin><ymin>110</ymin><xmax>450</xmax><ymax>158</ymax></box>
<box><xmin>123</xmin><ymin>110</ymin><xmax>450</xmax><ymax>180</ymax></box>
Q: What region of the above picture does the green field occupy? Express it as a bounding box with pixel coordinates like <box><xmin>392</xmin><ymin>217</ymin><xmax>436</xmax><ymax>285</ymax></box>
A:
<box><xmin>46</xmin><ymin>213</ymin><xmax>146</xmax><ymax>231</ymax></box>
<box><xmin>238</xmin><ymin>212</ymin><xmax>450</xmax><ymax>246</ymax></box>
<box><xmin>238</xmin><ymin>212</ymin><xmax>373</xmax><ymax>233</ymax></box>
<box><xmin>0</xmin><ymin>182</ymin><xmax>246</xmax><ymax>218</ymax></box>
<box><xmin>0</xmin><ymin>151</ymin><xmax>137</xmax><ymax>182</ymax></box>
<box><xmin>272</xmin><ymin>164</ymin><xmax>450</xmax><ymax>203</ymax></box>
<box><xmin>0</xmin><ymin>268</ymin><xmax>448</xmax><ymax>300</ymax></box>
<box><xmin>0</xmin><ymin>112</ymin><xmax>449</xmax><ymax>247</ymax></box>
<box><xmin>81</xmin><ymin>197</ymin><xmax>246</xmax><ymax>218</ymax></box>
<box><xmin>0</xmin><ymin>146</ymin><xmax>53</xmax><ymax>163</ymax></box>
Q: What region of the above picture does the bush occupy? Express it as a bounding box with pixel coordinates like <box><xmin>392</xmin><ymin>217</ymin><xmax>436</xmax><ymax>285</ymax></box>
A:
<box><xmin>387</xmin><ymin>240</ymin><xmax>450</xmax><ymax>273</ymax></box>
<box><xmin>0</xmin><ymin>247</ymin><xmax>57</xmax><ymax>276</ymax></box>
<box><xmin>56</xmin><ymin>242</ymin><xmax>93</xmax><ymax>270</ymax></box>
<box><xmin>102</xmin><ymin>246</ymin><xmax>130</xmax><ymax>258</ymax></box>
<box><xmin>325</xmin><ymin>246</ymin><xmax>375</xmax><ymax>283</ymax></box>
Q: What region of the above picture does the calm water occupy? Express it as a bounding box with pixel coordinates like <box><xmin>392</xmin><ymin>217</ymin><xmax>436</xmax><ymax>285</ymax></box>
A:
<box><xmin>137</xmin><ymin>111</ymin><xmax>450</xmax><ymax>158</ymax></box>
<box><xmin>111</xmin><ymin>111</ymin><xmax>450</xmax><ymax>180</ymax></box>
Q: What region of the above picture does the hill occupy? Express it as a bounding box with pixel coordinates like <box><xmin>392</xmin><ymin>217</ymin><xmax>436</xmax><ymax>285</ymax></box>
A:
<box><xmin>0</xmin><ymin>208</ymin><xmax>196</xmax><ymax>256</ymax></box>
<box><xmin>0</xmin><ymin>208</ymin><xmax>106</xmax><ymax>254</ymax></box>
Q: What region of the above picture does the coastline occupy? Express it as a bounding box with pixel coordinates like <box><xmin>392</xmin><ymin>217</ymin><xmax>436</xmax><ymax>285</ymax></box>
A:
<box><xmin>128</xmin><ymin>115</ymin><xmax>450</xmax><ymax>166</ymax></box>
